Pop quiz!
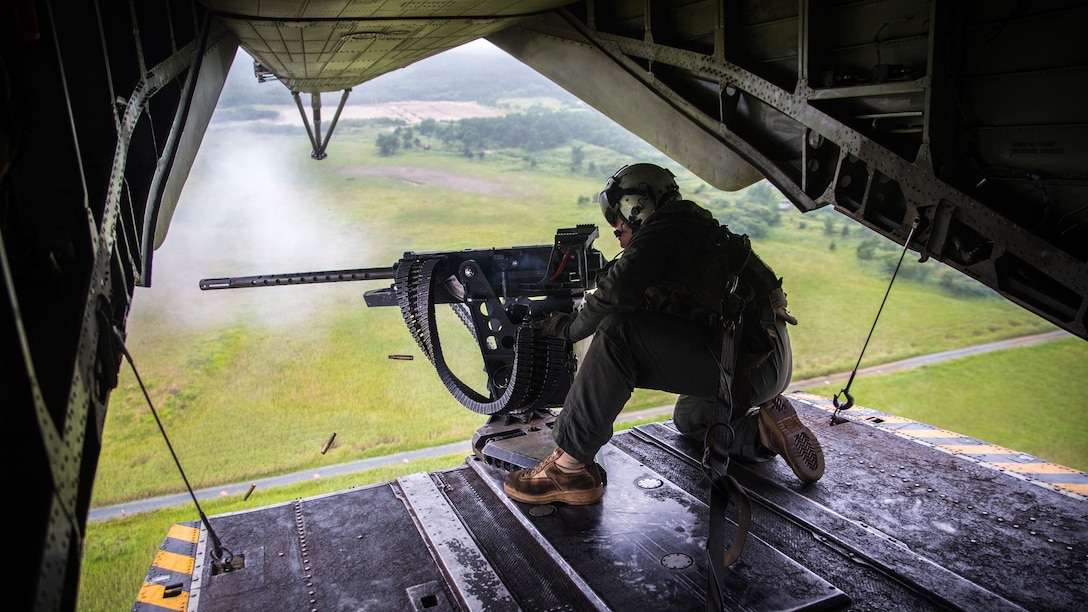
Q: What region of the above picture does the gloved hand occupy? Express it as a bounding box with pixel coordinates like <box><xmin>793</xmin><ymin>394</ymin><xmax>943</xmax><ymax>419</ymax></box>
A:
<box><xmin>529</xmin><ymin>311</ymin><xmax>573</xmax><ymax>339</ymax></box>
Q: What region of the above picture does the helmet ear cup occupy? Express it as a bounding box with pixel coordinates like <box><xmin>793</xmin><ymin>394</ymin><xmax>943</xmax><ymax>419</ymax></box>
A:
<box><xmin>620</xmin><ymin>197</ymin><xmax>649</xmax><ymax>229</ymax></box>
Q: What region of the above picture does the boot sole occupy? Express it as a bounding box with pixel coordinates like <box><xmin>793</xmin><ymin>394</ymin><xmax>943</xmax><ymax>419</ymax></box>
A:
<box><xmin>503</xmin><ymin>481</ymin><xmax>604</xmax><ymax>505</ymax></box>
<box><xmin>759</xmin><ymin>395</ymin><xmax>825</xmax><ymax>483</ymax></box>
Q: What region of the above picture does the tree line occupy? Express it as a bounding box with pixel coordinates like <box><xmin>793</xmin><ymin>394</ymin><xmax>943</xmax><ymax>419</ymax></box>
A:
<box><xmin>375</xmin><ymin>108</ymin><xmax>651</xmax><ymax>159</ymax></box>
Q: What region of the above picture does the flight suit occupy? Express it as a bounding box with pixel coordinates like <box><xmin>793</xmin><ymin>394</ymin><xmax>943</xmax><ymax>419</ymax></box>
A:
<box><xmin>539</xmin><ymin>199</ymin><xmax>794</xmax><ymax>465</ymax></box>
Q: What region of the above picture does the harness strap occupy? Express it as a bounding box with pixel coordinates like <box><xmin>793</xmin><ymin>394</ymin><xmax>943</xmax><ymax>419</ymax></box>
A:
<box><xmin>705</xmin><ymin>452</ymin><xmax>752</xmax><ymax>609</ymax></box>
<box><xmin>703</xmin><ymin>265</ymin><xmax>755</xmax><ymax>611</ymax></box>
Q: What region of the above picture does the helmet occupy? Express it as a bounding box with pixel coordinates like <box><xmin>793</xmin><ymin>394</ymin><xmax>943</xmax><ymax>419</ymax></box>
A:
<box><xmin>598</xmin><ymin>163</ymin><xmax>680</xmax><ymax>230</ymax></box>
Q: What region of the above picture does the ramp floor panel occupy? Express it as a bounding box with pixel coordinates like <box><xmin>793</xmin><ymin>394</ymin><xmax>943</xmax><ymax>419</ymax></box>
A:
<box><xmin>616</xmin><ymin>397</ymin><xmax>1088</xmax><ymax>611</ymax></box>
<box><xmin>136</xmin><ymin>395</ymin><xmax>1087</xmax><ymax>611</ymax></box>
<box><xmin>468</xmin><ymin>446</ymin><xmax>850</xmax><ymax>611</ymax></box>
<box><xmin>188</xmin><ymin>483</ymin><xmax>456</xmax><ymax>611</ymax></box>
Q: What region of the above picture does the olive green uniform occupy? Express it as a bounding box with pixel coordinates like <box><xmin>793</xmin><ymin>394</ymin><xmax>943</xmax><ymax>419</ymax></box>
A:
<box><xmin>540</xmin><ymin>200</ymin><xmax>793</xmax><ymax>465</ymax></box>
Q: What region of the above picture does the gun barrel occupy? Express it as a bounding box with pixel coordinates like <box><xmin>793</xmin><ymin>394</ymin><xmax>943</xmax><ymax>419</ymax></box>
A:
<box><xmin>199</xmin><ymin>267</ymin><xmax>395</xmax><ymax>290</ymax></box>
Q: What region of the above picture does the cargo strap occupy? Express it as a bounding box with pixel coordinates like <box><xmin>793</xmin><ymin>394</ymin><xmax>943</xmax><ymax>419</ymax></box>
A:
<box><xmin>704</xmin><ymin>247</ymin><xmax>755</xmax><ymax>610</ymax></box>
<box><xmin>394</xmin><ymin>257</ymin><xmax>571</xmax><ymax>415</ymax></box>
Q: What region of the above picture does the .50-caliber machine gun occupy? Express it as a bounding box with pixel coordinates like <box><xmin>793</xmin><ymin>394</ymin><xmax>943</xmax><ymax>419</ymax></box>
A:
<box><xmin>200</xmin><ymin>225</ymin><xmax>606</xmax><ymax>469</ymax></box>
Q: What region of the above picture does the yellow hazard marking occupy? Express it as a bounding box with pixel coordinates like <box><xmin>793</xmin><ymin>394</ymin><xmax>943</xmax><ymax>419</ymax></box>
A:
<box><xmin>167</xmin><ymin>523</ymin><xmax>200</xmax><ymax>543</ymax></box>
<box><xmin>896</xmin><ymin>428</ymin><xmax>961</xmax><ymax>439</ymax></box>
<box><xmin>990</xmin><ymin>462</ymin><xmax>1085</xmax><ymax>475</ymax></box>
<box><xmin>153</xmin><ymin>549</ymin><xmax>195</xmax><ymax>574</ymax></box>
<box><xmin>863</xmin><ymin>415</ymin><xmax>915</xmax><ymax>424</ymax></box>
<box><xmin>790</xmin><ymin>393</ymin><xmax>1087</xmax><ymax>500</ymax></box>
<box><xmin>940</xmin><ymin>444</ymin><xmax>1016</xmax><ymax>455</ymax></box>
<box><xmin>136</xmin><ymin>582</ymin><xmax>189</xmax><ymax>611</ymax></box>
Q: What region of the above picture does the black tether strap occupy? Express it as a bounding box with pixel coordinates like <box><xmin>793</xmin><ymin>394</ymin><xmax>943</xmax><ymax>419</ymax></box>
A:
<box><xmin>394</xmin><ymin>257</ymin><xmax>570</xmax><ymax>415</ymax></box>
<box><xmin>703</xmin><ymin>423</ymin><xmax>752</xmax><ymax>610</ymax></box>
<box><xmin>831</xmin><ymin>217</ymin><xmax>921</xmax><ymax>425</ymax></box>
<box><xmin>704</xmin><ymin>273</ymin><xmax>754</xmax><ymax>610</ymax></box>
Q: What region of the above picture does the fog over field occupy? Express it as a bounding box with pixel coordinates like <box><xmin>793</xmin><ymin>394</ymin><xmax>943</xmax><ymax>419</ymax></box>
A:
<box><xmin>133</xmin><ymin>40</ymin><xmax>570</xmax><ymax>332</ymax></box>
<box><xmin>134</xmin><ymin>129</ymin><xmax>379</xmax><ymax>330</ymax></box>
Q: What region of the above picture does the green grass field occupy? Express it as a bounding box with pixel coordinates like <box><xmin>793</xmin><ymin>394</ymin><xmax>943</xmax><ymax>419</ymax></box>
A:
<box><xmin>76</xmin><ymin>120</ymin><xmax>1085</xmax><ymax>612</ymax></box>
<box><xmin>802</xmin><ymin>337</ymin><xmax>1088</xmax><ymax>471</ymax></box>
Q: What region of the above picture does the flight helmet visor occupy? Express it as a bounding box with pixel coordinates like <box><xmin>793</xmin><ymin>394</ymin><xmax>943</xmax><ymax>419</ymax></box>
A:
<box><xmin>598</xmin><ymin>163</ymin><xmax>679</xmax><ymax>230</ymax></box>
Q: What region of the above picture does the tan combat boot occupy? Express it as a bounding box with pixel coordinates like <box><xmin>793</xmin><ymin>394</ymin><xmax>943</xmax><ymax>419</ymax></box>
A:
<box><xmin>758</xmin><ymin>395</ymin><xmax>825</xmax><ymax>483</ymax></box>
<box><xmin>503</xmin><ymin>448</ymin><xmax>605</xmax><ymax>505</ymax></box>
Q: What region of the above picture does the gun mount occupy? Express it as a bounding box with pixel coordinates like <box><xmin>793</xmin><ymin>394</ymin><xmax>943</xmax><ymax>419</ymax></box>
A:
<box><xmin>200</xmin><ymin>225</ymin><xmax>605</xmax><ymax>420</ymax></box>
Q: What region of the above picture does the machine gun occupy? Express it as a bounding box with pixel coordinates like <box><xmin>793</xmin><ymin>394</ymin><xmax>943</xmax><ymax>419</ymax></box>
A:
<box><xmin>200</xmin><ymin>225</ymin><xmax>605</xmax><ymax>424</ymax></box>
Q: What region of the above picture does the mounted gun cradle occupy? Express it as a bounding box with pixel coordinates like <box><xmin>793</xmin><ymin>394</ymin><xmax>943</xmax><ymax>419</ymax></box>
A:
<box><xmin>200</xmin><ymin>225</ymin><xmax>606</xmax><ymax>469</ymax></box>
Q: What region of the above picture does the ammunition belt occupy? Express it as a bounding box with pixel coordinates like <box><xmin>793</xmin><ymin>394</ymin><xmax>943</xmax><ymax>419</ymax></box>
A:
<box><xmin>395</xmin><ymin>257</ymin><xmax>573</xmax><ymax>415</ymax></box>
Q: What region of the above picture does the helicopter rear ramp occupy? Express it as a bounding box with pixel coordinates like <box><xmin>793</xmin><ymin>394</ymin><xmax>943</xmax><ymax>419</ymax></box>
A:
<box><xmin>134</xmin><ymin>395</ymin><xmax>1087</xmax><ymax>611</ymax></box>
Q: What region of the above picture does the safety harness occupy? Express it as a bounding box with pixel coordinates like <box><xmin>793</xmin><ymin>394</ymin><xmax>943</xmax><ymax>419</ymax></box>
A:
<box><xmin>701</xmin><ymin>225</ymin><xmax>790</xmax><ymax>610</ymax></box>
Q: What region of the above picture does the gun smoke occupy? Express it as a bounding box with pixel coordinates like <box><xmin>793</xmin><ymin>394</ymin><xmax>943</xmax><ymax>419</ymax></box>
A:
<box><xmin>131</xmin><ymin>124</ymin><xmax>380</xmax><ymax>332</ymax></box>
